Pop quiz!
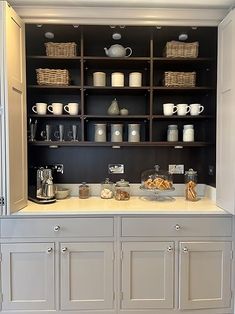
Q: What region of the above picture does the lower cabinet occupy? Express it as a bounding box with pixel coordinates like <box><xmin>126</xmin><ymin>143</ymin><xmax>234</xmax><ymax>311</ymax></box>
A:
<box><xmin>60</xmin><ymin>242</ymin><xmax>114</xmax><ymax>311</ymax></box>
<box><xmin>1</xmin><ymin>242</ymin><xmax>55</xmax><ymax>311</ymax></box>
<box><xmin>179</xmin><ymin>241</ymin><xmax>232</xmax><ymax>310</ymax></box>
<box><xmin>121</xmin><ymin>241</ymin><xmax>174</xmax><ymax>309</ymax></box>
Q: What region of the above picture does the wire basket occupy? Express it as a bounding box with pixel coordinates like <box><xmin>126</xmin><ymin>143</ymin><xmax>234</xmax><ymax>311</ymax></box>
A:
<box><xmin>36</xmin><ymin>68</ymin><xmax>69</xmax><ymax>86</ymax></box>
<box><xmin>45</xmin><ymin>42</ymin><xmax>77</xmax><ymax>57</ymax></box>
<box><xmin>164</xmin><ymin>71</ymin><xmax>196</xmax><ymax>87</ymax></box>
<box><xmin>164</xmin><ymin>41</ymin><xmax>199</xmax><ymax>58</ymax></box>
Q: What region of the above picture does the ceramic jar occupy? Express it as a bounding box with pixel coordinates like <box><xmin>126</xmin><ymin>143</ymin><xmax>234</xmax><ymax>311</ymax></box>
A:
<box><xmin>93</xmin><ymin>72</ymin><xmax>106</xmax><ymax>86</ymax></box>
<box><xmin>129</xmin><ymin>72</ymin><xmax>142</xmax><ymax>87</ymax></box>
<box><xmin>111</xmin><ymin>124</ymin><xmax>123</xmax><ymax>142</ymax></box>
<box><xmin>94</xmin><ymin>123</ymin><xmax>106</xmax><ymax>142</ymax></box>
<box><xmin>128</xmin><ymin>124</ymin><xmax>140</xmax><ymax>142</ymax></box>
<box><xmin>111</xmin><ymin>72</ymin><xmax>124</xmax><ymax>87</ymax></box>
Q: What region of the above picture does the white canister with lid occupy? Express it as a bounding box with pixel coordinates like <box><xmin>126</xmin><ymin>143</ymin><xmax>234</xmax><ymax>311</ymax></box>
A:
<box><xmin>93</xmin><ymin>72</ymin><xmax>106</xmax><ymax>86</ymax></box>
<box><xmin>167</xmin><ymin>125</ymin><xmax>178</xmax><ymax>142</ymax></box>
<box><xmin>111</xmin><ymin>124</ymin><xmax>123</xmax><ymax>142</ymax></box>
<box><xmin>129</xmin><ymin>72</ymin><xmax>142</xmax><ymax>87</ymax></box>
<box><xmin>94</xmin><ymin>123</ymin><xmax>106</xmax><ymax>142</ymax></box>
<box><xmin>128</xmin><ymin>124</ymin><xmax>140</xmax><ymax>142</ymax></box>
<box><xmin>183</xmin><ymin>124</ymin><xmax>194</xmax><ymax>142</ymax></box>
<box><xmin>111</xmin><ymin>72</ymin><xmax>124</xmax><ymax>87</ymax></box>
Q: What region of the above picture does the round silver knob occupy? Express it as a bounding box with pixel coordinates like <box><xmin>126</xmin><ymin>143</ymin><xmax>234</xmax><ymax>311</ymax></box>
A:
<box><xmin>174</xmin><ymin>224</ymin><xmax>181</xmax><ymax>231</ymax></box>
<box><xmin>47</xmin><ymin>247</ymin><xmax>53</xmax><ymax>253</ymax></box>
<box><xmin>54</xmin><ymin>225</ymin><xmax>60</xmax><ymax>232</ymax></box>
<box><xmin>167</xmin><ymin>246</ymin><xmax>173</xmax><ymax>252</ymax></box>
<box><xmin>61</xmin><ymin>247</ymin><xmax>68</xmax><ymax>253</ymax></box>
<box><xmin>183</xmin><ymin>247</ymin><xmax>188</xmax><ymax>253</ymax></box>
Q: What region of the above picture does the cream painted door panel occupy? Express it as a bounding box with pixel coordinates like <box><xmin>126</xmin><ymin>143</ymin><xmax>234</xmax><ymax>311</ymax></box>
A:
<box><xmin>121</xmin><ymin>242</ymin><xmax>174</xmax><ymax>309</ymax></box>
<box><xmin>1</xmin><ymin>2</ymin><xmax>27</xmax><ymax>213</ymax></box>
<box><xmin>179</xmin><ymin>241</ymin><xmax>232</xmax><ymax>310</ymax></box>
<box><xmin>217</xmin><ymin>9</ymin><xmax>235</xmax><ymax>214</ymax></box>
<box><xmin>1</xmin><ymin>242</ymin><xmax>55</xmax><ymax>310</ymax></box>
<box><xmin>60</xmin><ymin>242</ymin><xmax>114</xmax><ymax>310</ymax></box>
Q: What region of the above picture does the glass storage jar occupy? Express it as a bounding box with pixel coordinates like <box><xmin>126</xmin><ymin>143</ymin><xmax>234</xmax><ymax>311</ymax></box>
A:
<box><xmin>167</xmin><ymin>124</ymin><xmax>178</xmax><ymax>142</ymax></box>
<box><xmin>183</xmin><ymin>124</ymin><xmax>194</xmax><ymax>142</ymax></box>
<box><xmin>115</xmin><ymin>179</ymin><xmax>130</xmax><ymax>201</ymax></box>
<box><xmin>185</xmin><ymin>168</ymin><xmax>198</xmax><ymax>201</ymax></box>
<box><xmin>141</xmin><ymin>165</ymin><xmax>173</xmax><ymax>190</ymax></box>
<box><xmin>79</xmin><ymin>182</ymin><xmax>90</xmax><ymax>199</ymax></box>
<box><xmin>100</xmin><ymin>178</ymin><xmax>114</xmax><ymax>199</ymax></box>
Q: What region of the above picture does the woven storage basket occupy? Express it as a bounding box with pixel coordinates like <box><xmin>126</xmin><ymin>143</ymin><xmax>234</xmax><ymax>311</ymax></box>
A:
<box><xmin>164</xmin><ymin>41</ymin><xmax>199</xmax><ymax>58</ymax></box>
<box><xmin>164</xmin><ymin>71</ymin><xmax>196</xmax><ymax>87</ymax></box>
<box><xmin>36</xmin><ymin>68</ymin><xmax>69</xmax><ymax>86</ymax></box>
<box><xmin>45</xmin><ymin>42</ymin><xmax>77</xmax><ymax>57</ymax></box>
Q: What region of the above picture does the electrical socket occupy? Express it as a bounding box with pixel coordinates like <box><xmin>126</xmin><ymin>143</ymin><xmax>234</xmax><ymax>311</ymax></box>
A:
<box><xmin>169</xmin><ymin>164</ymin><xmax>184</xmax><ymax>174</ymax></box>
<box><xmin>108</xmin><ymin>164</ymin><xmax>124</xmax><ymax>174</ymax></box>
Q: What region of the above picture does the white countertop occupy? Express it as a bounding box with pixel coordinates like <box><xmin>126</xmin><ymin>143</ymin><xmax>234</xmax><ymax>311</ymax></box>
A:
<box><xmin>14</xmin><ymin>197</ymin><xmax>228</xmax><ymax>215</ymax></box>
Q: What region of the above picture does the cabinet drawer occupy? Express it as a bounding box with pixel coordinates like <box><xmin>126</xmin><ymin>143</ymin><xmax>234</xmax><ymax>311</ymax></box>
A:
<box><xmin>121</xmin><ymin>217</ymin><xmax>232</xmax><ymax>237</ymax></box>
<box><xmin>1</xmin><ymin>218</ymin><xmax>114</xmax><ymax>238</ymax></box>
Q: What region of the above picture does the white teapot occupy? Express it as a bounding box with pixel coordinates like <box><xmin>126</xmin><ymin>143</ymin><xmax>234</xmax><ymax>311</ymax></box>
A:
<box><xmin>104</xmin><ymin>44</ymin><xmax>132</xmax><ymax>58</ymax></box>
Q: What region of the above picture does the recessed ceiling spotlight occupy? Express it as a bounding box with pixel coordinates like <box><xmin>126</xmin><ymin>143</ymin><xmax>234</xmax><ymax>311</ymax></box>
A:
<box><xmin>112</xmin><ymin>32</ymin><xmax>122</xmax><ymax>40</ymax></box>
<box><xmin>36</xmin><ymin>24</ymin><xmax>42</xmax><ymax>28</ymax></box>
<box><xmin>73</xmin><ymin>25</ymin><xmax>79</xmax><ymax>28</ymax></box>
<box><xmin>192</xmin><ymin>26</ymin><xmax>197</xmax><ymax>30</ymax></box>
<box><xmin>156</xmin><ymin>26</ymin><xmax>162</xmax><ymax>30</ymax></box>
<box><xmin>119</xmin><ymin>25</ymin><xmax>126</xmax><ymax>29</ymax></box>
<box><xmin>178</xmin><ymin>33</ymin><xmax>188</xmax><ymax>41</ymax></box>
<box><xmin>44</xmin><ymin>31</ymin><xmax>55</xmax><ymax>39</ymax></box>
<box><xmin>110</xmin><ymin>25</ymin><xmax>116</xmax><ymax>29</ymax></box>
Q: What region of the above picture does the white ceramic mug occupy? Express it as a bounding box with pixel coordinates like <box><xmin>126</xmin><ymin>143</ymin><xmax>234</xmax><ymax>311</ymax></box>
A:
<box><xmin>93</xmin><ymin>72</ymin><xmax>106</xmax><ymax>86</ymax></box>
<box><xmin>32</xmin><ymin>103</ymin><xmax>47</xmax><ymax>115</ymax></box>
<box><xmin>129</xmin><ymin>72</ymin><xmax>142</xmax><ymax>87</ymax></box>
<box><xmin>47</xmin><ymin>103</ymin><xmax>63</xmax><ymax>115</ymax></box>
<box><xmin>177</xmin><ymin>103</ymin><xmax>190</xmax><ymax>116</ymax></box>
<box><xmin>111</xmin><ymin>72</ymin><xmax>124</xmax><ymax>87</ymax></box>
<box><xmin>189</xmin><ymin>103</ymin><xmax>204</xmax><ymax>116</ymax></box>
<box><xmin>64</xmin><ymin>103</ymin><xmax>79</xmax><ymax>115</ymax></box>
<box><xmin>163</xmin><ymin>103</ymin><xmax>178</xmax><ymax>116</ymax></box>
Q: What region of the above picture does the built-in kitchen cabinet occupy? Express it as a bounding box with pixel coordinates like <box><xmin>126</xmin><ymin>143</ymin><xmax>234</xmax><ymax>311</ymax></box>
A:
<box><xmin>60</xmin><ymin>242</ymin><xmax>114</xmax><ymax>311</ymax></box>
<box><xmin>179</xmin><ymin>241</ymin><xmax>232</xmax><ymax>310</ymax></box>
<box><xmin>121</xmin><ymin>241</ymin><xmax>174</xmax><ymax>309</ymax></box>
<box><xmin>0</xmin><ymin>215</ymin><xmax>233</xmax><ymax>314</ymax></box>
<box><xmin>1</xmin><ymin>242</ymin><xmax>55</xmax><ymax>311</ymax></box>
<box><xmin>217</xmin><ymin>8</ymin><xmax>235</xmax><ymax>215</ymax></box>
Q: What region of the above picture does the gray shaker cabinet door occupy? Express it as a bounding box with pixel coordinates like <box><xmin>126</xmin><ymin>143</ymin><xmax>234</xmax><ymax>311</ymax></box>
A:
<box><xmin>1</xmin><ymin>242</ymin><xmax>55</xmax><ymax>310</ymax></box>
<box><xmin>0</xmin><ymin>2</ymin><xmax>27</xmax><ymax>214</ymax></box>
<box><xmin>121</xmin><ymin>241</ymin><xmax>174</xmax><ymax>309</ymax></box>
<box><xmin>60</xmin><ymin>242</ymin><xmax>114</xmax><ymax>311</ymax></box>
<box><xmin>217</xmin><ymin>8</ymin><xmax>235</xmax><ymax>214</ymax></box>
<box><xmin>179</xmin><ymin>241</ymin><xmax>232</xmax><ymax>310</ymax></box>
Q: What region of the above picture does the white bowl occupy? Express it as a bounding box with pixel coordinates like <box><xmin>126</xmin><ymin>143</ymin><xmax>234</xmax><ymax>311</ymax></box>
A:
<box><xmin>55</xmin><ymin>187</ymin><xmax>70</xmax><ymax>200</ymax></box>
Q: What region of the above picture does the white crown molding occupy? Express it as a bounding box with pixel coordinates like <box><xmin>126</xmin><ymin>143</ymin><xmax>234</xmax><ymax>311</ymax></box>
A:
<box><xmin>12</xmin><ymin>5</ymin><xmax>227</xmax><ymax>26</ymax></box>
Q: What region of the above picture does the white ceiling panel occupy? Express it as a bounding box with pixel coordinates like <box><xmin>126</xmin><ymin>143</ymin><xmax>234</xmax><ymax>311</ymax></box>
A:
<box><xmin>8</xmin><ymin>0</ymin><xmax>235</xmax><ymax>9</ymax></box>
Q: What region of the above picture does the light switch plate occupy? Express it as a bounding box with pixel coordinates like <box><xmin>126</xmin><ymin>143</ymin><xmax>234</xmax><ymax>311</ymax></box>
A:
<box><xmin>169</xmin><ymin>164</ymin><xmax>184</xmax><ymax>174</ymax></box>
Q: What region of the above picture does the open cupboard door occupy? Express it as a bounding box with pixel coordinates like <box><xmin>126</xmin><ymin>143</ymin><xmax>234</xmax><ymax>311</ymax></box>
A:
<box><xmin>216</xmin><ymin>8</ymin><xmax>235</xmax><ymax>215</ymax></box>
<box><xmin>0</xmin><ymin>2</ymin><xmax>27</xmax><ymax>214</ymax></box>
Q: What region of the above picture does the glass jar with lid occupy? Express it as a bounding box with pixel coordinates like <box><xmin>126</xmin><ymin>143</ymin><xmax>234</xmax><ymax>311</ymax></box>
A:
<box><xmin>141</xmin><ymin>165</ymin><xmax>173</xmax><ymax>190</ymax></box>
<box><xmin>100</xmin><ymin>178</ymin><xmax>114</xmax><ymax>199</ymax></box>
<box><xmin>167</xmin><ymin>124</ymin><xmax>178</xmax><ymax>142</ymax></box>
<box><xmin>185</xmin><ymin>168</ymin><xmax>198</xmax><ymax>201</ymax></box>
<box><xmin>79</xmin><ymin>182</ymin><xmax>90</xmax><ymax>199</ymax></box>
<box><xmin>115</xmin><ymin>179</ymin><xmax>130</xmax><ymax>201</ymax></box>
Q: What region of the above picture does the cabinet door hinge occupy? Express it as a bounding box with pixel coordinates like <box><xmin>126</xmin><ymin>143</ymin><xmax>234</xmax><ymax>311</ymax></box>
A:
<box><xmin>231</xmin><ymin>251</ymin><xmax>233</xmax><ymax>260</ymax></box>
<box><xmin>0</xmin><ymin>197</ymin><xmax>5</xmax><ymax>206</ymax></box>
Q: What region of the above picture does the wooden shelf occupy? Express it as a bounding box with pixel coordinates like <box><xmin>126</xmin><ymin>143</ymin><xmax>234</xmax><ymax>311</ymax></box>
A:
<box><xmin>27</xmin><ymin>56</ymin><xmax>81</xmax><ymax>60</ymax></box>
<box><xmin>84</xmin><ymin>115</ymin><xmax>149</xmax><ymax>119</ymax></box>
<box><xmin>28</xmin><ymin>85</ymin><xmax>81</xmax><ymax>90</ymax></box>
<box><xmin>28</xmin><ymin>114</ymin><xmax>82</xmax><ymax>118</ymax></box>
<box><xmin>153</xmin><ymin>57</ymin><xmax>215</xmax><ymax>62</ymax></box>
<box><xmin>28</xmin><ymin>141</ymin><xmax>211</xmax><ymax>147</ymax></box>
<box><xmin>152</xmin><ymin>115</ymin><xmax>213</xmax><ymax>119</ymax></box>
<box><xmin>84</xmin><ymin>56</ymin><xmax>150</xmax><ymax>61</ymax></box>
<box><xmin>84</xmin><ymin>86</ymin><xmax>150</xmax><ymax>95</ymax></box>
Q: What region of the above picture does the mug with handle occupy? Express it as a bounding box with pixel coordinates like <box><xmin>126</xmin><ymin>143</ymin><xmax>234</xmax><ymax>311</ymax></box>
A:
<box><xmin>64</xmin><ymin>103</ymin><xmax>79</xmax><ymax>115</ymax></box>
<box><xmin>48</xmin><ymin>103</ymin><xmax>63</xmax><ymax>115</ymax></box>
<box><xmin>189</xmin><ymin>103</ymin><xmax>204</xmax><ymax>116</ymax></box>
<box><xmin>32</xmin><ymin>103</ymin><xmax>47</xmax><ymax>115</ymax></box>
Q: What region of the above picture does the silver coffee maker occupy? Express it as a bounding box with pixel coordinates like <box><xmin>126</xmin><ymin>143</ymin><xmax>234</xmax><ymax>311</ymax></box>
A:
<box><xmin>29</xmin><ymin>167</ymin><xmax>56</xmax><ymax>203</ymax></box>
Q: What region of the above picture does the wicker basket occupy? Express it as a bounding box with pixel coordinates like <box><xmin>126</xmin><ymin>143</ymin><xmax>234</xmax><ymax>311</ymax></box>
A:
<box><xmin>45</xmin><ymin>42</ymin><xmax>77</xmax><ymax>57</ymax></box>
<box><xmin>36</xmin><ymin>68</ymin><xmax>69</xmax><ymax>86</ymax></box>
<box><xmin>164</xmin><ymin>71</ymin><xmax>196</xmax><ymax>87</ymax></box>
<box><xmin>164</xmin><ymin>41</ymin><xmax>199</xmax><ymax>58</ymax></box>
